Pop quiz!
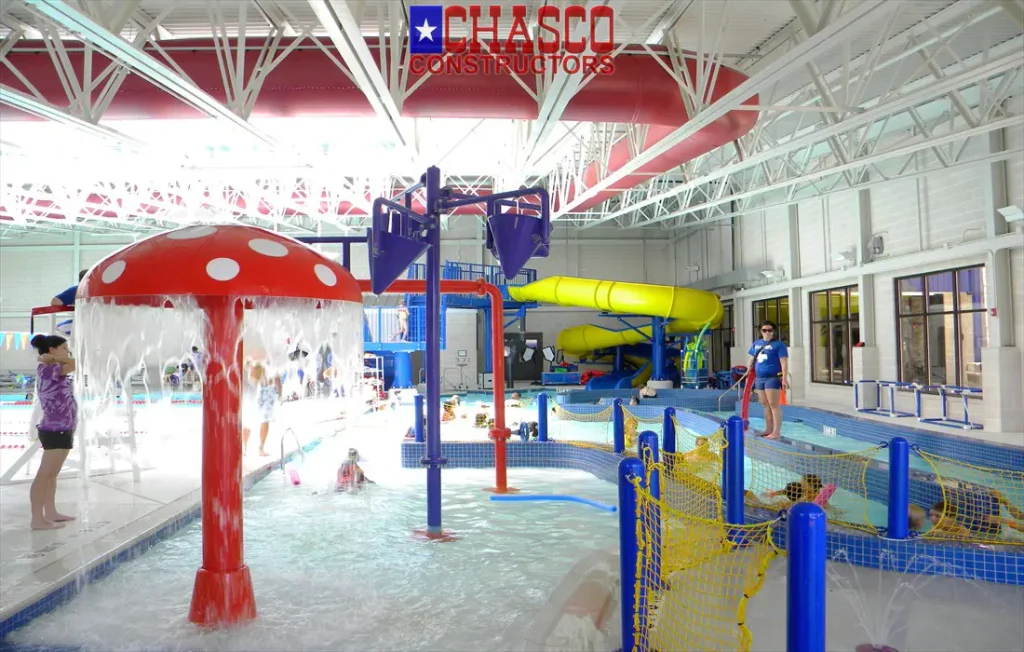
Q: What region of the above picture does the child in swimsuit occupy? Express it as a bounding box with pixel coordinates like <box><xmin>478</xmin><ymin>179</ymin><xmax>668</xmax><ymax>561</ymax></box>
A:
<box><xmin>336</xmin><ymin>448</ymin><xmax>374</xmax><ymax>490</ymax></box>
<box><xmin>242</xmin><ymin>360</ymin><xmax>281</xmax><ymax>457</ymax></box>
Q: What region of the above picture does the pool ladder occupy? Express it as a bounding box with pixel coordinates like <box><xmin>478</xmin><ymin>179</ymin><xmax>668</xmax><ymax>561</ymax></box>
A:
<box><xmin>718</xmin><ymin>376</ymin><xmax>746</xmax><ymax>413</ymax></box>
<box><xmin>279</xmin><ymin>427</ymin><xmax>306</xmax><ymax>468</ymax></box>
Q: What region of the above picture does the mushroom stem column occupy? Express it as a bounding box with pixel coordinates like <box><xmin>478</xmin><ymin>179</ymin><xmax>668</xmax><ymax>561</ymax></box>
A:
<box><xmin>189</xmin><ymin>296</ymin><xmax>257</xmax><ymax>626</ymax></box>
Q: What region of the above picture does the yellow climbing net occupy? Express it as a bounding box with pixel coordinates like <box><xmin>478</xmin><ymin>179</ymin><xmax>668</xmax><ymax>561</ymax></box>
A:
<box><xmin>631</xmin><ymin>441</ymin><xmax>779</xmax><ymax>652</ymax></box>
<box><xmin>743</xmin><ymin>436</ymin><xmax>880</xmax><ymax>533</ymax></box>
<box><xmin>915</xmin><ymin>450</ymin><xmax>1024</xmax><ymax>545</ymax></box>
<box><xmin>551</xmin><ymin>403</ymin><xmax>614</xmax><ymax>445</ymax></box>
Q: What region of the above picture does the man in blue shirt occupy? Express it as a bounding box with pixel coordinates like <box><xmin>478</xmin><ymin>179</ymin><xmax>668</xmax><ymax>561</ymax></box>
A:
<box><xmin>747</xmin><ymin>320</ymin><xmax>790</xmax><ymax>440</ymax></box>
<box><xmin>51</xmin><ymin>270</ymin><xmax>87</xmax><ymax>307</ymax></box>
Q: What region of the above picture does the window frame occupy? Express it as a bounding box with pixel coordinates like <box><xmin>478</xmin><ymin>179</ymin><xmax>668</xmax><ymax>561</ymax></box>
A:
<box><xmin>894</xmin><ymin>264</ymin><xmax>987</xmax><ymax>389</ymax></box>
<box><xmin>707</xmin><ymin>302</ymin><xmax>734</xmax><ymax>373</ymax></box>
<box><xmin>751</xmin><ymin>296</ymin><xmax>790</xmax><ymax>345</ymax></box>
<box><xmin>808</xmin><ymin>285</ymin><xmax>859</xmax><ymax>386</ymax></box>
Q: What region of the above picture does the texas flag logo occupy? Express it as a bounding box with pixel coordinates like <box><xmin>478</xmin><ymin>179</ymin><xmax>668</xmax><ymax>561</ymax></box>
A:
<box><xmin>409</xmin><ymin>5</ymin><xmax>443</xmax><ymax>54</ymax></box>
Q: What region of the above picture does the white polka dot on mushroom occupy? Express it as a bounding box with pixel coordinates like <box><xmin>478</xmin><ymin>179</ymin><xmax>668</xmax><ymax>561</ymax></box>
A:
<box><xmin>101</xmin><ymin>260</ymin><xmax>127</xmax><ymax>284</ymax></box>
<box><xmin>167</xmin><ymin>225</ymin><xmax>218</xmax><ymax>240</ymax></box>
<box><xmin>248</xmin><ymin>238</ymin><xmax>289</xmax><ymax>257</ymax></box>
<box><xmin>314</xmin><ymin>264</ymin><xmax>337</xmax><ymax>287</ymax></box>
<box><xmin>207</xmin><ymin>258</ymin><xmax>240</xmax><ymax>281</ymax></box>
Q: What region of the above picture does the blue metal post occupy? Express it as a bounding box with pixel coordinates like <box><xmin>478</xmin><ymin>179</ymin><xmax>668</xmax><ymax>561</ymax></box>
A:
<box><xmin>724</xmin><ymin>416</ymin><xmax>745</xmax><ymax>526</ymax></box>
<box><xmin>423</xmin><ymin>166</ymin><xmax>444</xmax><ymax>534</ymax></box>
<box><xmin>342</xmin><ymin>242</ymin><xmax>351</xmax><ymax>271</ymax></box>
<box><xmin>618</xmin><ymin>456</ymin><xmax>644</xmax><ymax>652</ymax></box>
<box><xmin>414</xmin><ymin>394</ymin><xmax>425</xmax><ymax>443</ymax></box>
<box><xmin>538</xmin><ymin>393</ymin><xmax>549</xmax><ymax>442</ymax></box>
<box><xmin>614</xmin><ymin>346</ymin><xmax>623</xmax><ymax>372</ymax></box>
<box><xmin>651</xmin><ymin>317</ymin><xmax>666</xmax><ymax>381</ymax></box>
<box><xmin>662</xmin><ymin>406</ymin><xmax>676</xmax><ymax>476</ymax></box>
<box><xmin>638</xmin><ymin>431</ymin><xmax>662</xmax><ymax>587</ymax></box>
<box><xmin>887</xmin><ymin>436</ymin><xmax>910</xmax><ymax>539</ymax></box>
<box><xmin>787</xmin><ymin>503</ymin><xmax>827</xmax><ymax>652</ymax></box>
<box><xmin>612</xmin><ymin>398</ymin><xmax>625</xmax><ymax>453</ymax></box>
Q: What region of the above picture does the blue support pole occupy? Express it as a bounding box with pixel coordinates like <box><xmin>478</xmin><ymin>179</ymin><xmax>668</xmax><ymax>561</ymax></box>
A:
<box><xmin>342</xmin><ymin>242</ymin><xmax>351</xmax><ymax>271</ymax></box>
<box><xmin>538</xmin><ymin>393</ymin><xmax>549</xmax><ymax>442</ymax></box>
<box><xmin>612</xmin><ymin>398</ymin><xmax>625</xmax><ymax>454</ymax></box>
<box><xmin>887</xmin><ymin>436</ymin><xmax>910</xmax><ymax>539</ymax></box>
<box><xmin>414</xmin><ymin>394</ymin><xmax>425</xmax><ymax>443</ymax></box>
<box><xmin>614</xmin><ymin>346</ymin><xmax>623</xmax><ymax>372</ymax></box>
<box><xmin>423</xmin><ymin>166</ymin><xmax>445</xmax><ymax>534</ymax></box>
<box><xmin>787</xmin><ymin>503</ymin><xmax>827</xmax><ymax>652</ymax></box>
<box><xmin>651</xmin><ymin>318</ymin><xmax>666</xmax><ymax>381</ymax></box>
<box><xmin>724</xmin><ymin>416</ymin><xmax>745</xmax><ymax>526</ymax></box>
<box><xmin>618</xmin><ymin>456</ymin><xmax>644</xmax><ymax>652</ymax></box>
<box><xmin>662</xmin><ymin>406</ymin><xmax>676</xmax><ymax>476</ymax></box>
<box><xmin>638</xmin><ymin>431</ymin><xmax>662</xmax><ymax>587</ymax></box>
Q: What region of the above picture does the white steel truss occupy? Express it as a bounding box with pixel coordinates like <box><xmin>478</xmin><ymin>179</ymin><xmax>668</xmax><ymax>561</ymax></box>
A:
<box><xmin>0</xmin><ymin>0</ymin><xmax>1020</xmax><ymax>236</ymax></box>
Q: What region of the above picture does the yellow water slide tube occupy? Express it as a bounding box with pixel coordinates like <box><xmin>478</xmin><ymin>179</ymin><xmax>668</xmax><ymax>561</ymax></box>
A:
<box><xmin>508</xmin><ymin>276</ymin><xmax>724</xmax><ymax>355</ymax></box>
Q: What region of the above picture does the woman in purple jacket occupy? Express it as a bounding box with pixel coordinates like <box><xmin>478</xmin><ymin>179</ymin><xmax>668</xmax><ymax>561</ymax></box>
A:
<box><xmin>29</xmin><ymin>334</ymin><xmax>78</xmax><ymax>530</ymax></box>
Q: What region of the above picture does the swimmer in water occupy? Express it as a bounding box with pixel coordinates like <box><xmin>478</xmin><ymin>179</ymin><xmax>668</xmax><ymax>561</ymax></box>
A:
<box><xmin>682</xmin><ymin>436</ymin><xmax>717</xmax><ymax>463</ymax></box>
<box><xmin>746</xmin><ymin>481</ymin><xmax>804</xmax><ymax>511</ymax></box>
<box><xmin>336</xmin><ymin>448</ymin><xmax>374</xmax><ymax>491</ymax></box>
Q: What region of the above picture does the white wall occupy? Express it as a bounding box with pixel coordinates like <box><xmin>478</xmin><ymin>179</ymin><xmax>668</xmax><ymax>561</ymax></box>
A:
<box><xmin>675</xmin><ymin>123</ymin><xmax>1024</xmax><ymax>438</ymax></box>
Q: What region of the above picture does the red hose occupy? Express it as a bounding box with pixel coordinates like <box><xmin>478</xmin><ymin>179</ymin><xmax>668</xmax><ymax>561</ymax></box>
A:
<box><xmin>740</xmin><ymin>369</ymin><xmax>754</xmax><ymax>429</ymax></box>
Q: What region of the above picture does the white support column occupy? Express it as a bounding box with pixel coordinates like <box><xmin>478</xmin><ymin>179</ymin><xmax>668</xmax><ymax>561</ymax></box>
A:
<box><xmin>853</xmin><ymin>186</ymin><xmax>880</xmax><ymax>406</ymax></box>
<box><xmin>980</xmin><ymin>128</ymin><xmax>1023</xmax><ymax>433</ymax></box>
<box><xmin>785</xmin><ymin>204</ymin><xmax>805</xmax><ymax>402</ymax></box>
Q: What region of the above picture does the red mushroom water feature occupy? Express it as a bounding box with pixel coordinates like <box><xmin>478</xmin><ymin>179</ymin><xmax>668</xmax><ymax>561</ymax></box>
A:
<box><xmin>77</xmin><ymin>223</ymin><xmax>362</xmax><ymax>627</ymax></box>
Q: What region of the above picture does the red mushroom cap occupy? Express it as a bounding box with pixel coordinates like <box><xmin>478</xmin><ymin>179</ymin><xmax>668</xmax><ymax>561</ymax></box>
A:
<box><xmin>79</xmin><ymin>224</ymin><xmax>361</xmax><ymax>304</ymax></box>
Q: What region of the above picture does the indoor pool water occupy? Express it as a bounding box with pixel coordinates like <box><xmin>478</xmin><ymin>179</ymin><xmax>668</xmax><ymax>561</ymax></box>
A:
<box><xmin>747</xmin><ymin>555</ymin><xmax>1024</xmax><ymax>652</ymax></box>
<box><xmin>5</xmin><ymin>436</ymin><xmax>620</xmax><ymax>652</ymax></box>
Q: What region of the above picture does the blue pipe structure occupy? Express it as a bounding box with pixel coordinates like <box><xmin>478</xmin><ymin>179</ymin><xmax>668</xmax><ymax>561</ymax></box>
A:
<box><xmin>538</xmin><ymin>393</ymin><xmax>549</xmax><ymax>442</ymax></box>
<box><xmin>618</xmin><ymin>456</ymin><xmax>644</xmax><ymax>652</ymax></box>
<box><xmin>488</xmin><ymin>494</ymin><xmax>616</xmax><ymax>512</ymax></box>
<box><xmin>423</xmin><ymin>167</ymin><xmax>444</xmax><ymax>535</ymax></box>
<box><xmin>368</xmin><ymin>165</ymin><xmax>549</xmax><ymax>537</ymax></box>
<box><xmin>724</xmin><ymin>416</ymin><xmax>745</xmax><ymax>526</ymax></box>
<box><xmin>638</xmin><ymin>431</ymin><xmax>662</xmax><ymax>586</ymax></box>
<box><xmin>414</xmin><ymin>394</ymin><xmax>425</xmax><ymax>443</ymax></box>
<box><xmin>887</xmin><ymin>436</ymin><xmax>910</xmax><ymax>539</ymax></box>
<box><xmin>650</xmin><ymin>317</ymin><xmax>667</xmax><ymax>381</ymax></box>
<box><xmin>787</xmin><ymin>503</ymin><xmax>827</xmax><ymax>652</ymax></box>
<box><xmin>612</xmin><ymin>398</ymin><xmax>625</xmax><ymax>453</ymax></box>
<box><xmin>662</xmin><ymin>406</ymin><xmax>676</xmax><ymax>475</ymax></box>
<box><xmin>614</xmin><ymin>346</ymin><xmax>623</xmax><ymax>372</ymax></box>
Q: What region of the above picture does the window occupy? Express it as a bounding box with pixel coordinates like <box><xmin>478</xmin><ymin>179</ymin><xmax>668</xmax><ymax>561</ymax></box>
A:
<box><xmin>810</xmin><ymin>286</ymin><xmax>859</xmax><ymax>385</ymax></box>
<box><xmin>708</xmin><ymin>303</ymin><xmax>734</xmax><ymax>373</ymax></box>
<box><xmin>752</xmin><ymin>296</ymin><xmax>790</xmax><ymax>344</ymax></box>
<box><xmin>896</xmin><ymin>266</ymin><xmax>986</xmax><ymax>388</ymax></box>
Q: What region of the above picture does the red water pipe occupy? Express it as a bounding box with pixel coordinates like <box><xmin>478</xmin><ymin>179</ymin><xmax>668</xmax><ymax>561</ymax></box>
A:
<box><xmin>358</xmin><ymin>278</ymin><xmax>513</xmax><ymax>493</ymax></box>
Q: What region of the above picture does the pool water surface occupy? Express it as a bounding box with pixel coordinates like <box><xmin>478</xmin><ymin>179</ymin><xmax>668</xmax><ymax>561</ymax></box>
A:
<box><xmin>5</xmin><ymin>434</ymin><xmax>620</xmax><ymax>652</ymax></box>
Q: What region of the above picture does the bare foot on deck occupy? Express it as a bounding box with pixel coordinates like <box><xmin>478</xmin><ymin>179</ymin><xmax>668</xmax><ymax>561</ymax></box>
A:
<box><xmin>44</xmin><ymin>511</ymin><xmax>76</xmax><ymax>522</ymax></box>
<box><xmin>259</xmin><ymin>450</ymin><xmax>270</xmax><ymax>457</ymax></box>
<box><xmin>31</xmin><ymin>519</ymin><xmax>65</xmax><ymax>530</ymax></box>
<box><xmin>762</xmin><ymin>434</ymin><xmax>781</xmax><ymax>441</ymax></box>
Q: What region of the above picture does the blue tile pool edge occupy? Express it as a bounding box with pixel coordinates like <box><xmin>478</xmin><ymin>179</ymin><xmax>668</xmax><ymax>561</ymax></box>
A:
<box><xmin>401</xmin><ymin>439</ymin><xmax>1024</xmax><ymax>587</ymax></box>
<box><xmin>0</xmin><ymin>438</ymin><xmax>323</xmax><ymax>641</ymax></box>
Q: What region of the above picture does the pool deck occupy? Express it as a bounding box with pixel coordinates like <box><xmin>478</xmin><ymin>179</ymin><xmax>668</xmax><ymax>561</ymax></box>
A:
<box><xmin>0</xmin><ymin>401</ymin><xmax>351</xmax><ymax>636</ymax></box>
<box><xmin>788</xmin><ymin>396</ymin><xmax>1024</xmax><ymax>449</ymax></box>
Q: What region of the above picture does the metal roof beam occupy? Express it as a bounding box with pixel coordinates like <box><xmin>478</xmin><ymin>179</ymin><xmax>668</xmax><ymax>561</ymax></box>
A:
<box><xmin>996</xmin><ymin>0</ymin><xmax>1024</xmax><ymax>30</ymax></box>
<box><xmin>0</xmin><ymin>84</ymin><xmax>147</xmax><ymax>147</ymax></box>
<box><xmin>551</xmin><ymin>0</ymin><xmax>893</xmax><ymax>219</ymax></box>
<box><xmin>307</xmin><ymin>0</ymin><xmax>419</xmax><ymax>168</ymax></box>
<box><xmin>521</xmin><ymin>0</ymin><xmax>621</xmax><ymax>170</ymax></box>
<box><xmin>583</xmin><ymin>49</ymin><xmax>1023</xmax><ymax>229</ymax></box>
<box><xmin>24</xmin><ymin>0</ymin><xmax>277</xmax><ymax>145</ymax></box>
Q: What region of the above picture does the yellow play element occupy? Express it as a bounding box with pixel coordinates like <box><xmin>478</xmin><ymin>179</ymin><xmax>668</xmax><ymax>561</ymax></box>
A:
<box><xmin>915</xmin><ymin>450</ymin><xmax>1024</xmax><ymax>545</ymax></box>
<box><xmin>508</xmin><ymin>276</ymin><xmax>724</xmax><ymax>356</ymax></box>
<box><xmin>631</xmin><ymin>440</ymin><xmax>779</xmax><ymax>652</ymax></box>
